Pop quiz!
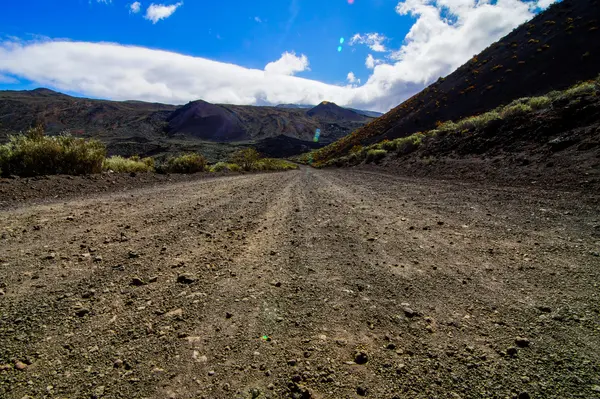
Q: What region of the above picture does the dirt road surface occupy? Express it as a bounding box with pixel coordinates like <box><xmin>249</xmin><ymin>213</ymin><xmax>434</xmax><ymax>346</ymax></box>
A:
<box><xmin>1</xmin><ymin>168</ymin><xmax>599</xmax><ymax>399</ymax></box>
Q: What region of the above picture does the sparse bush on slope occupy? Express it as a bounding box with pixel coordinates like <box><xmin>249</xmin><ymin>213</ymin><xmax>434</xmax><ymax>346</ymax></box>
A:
<box><xmin>0</xmin><ymin>126</ymin><xmax>106</xmax><ymax>177</ymax></box>
<box><xmin>311</xmin><ymin>75</ymin><xmax>599</xmax><ymax>167</ymax></box>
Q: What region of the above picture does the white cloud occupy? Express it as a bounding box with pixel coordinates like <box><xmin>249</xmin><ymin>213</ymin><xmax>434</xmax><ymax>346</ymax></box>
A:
<box><xmin>145</xmin><ymin>2</ymin><xmax>182</xmax><ymax>24</ymax></box>
<box><xmin>365</xmin><ymin>54</ymin><xmax>384</xmax><ymax>70</ymax></box>
<box><xmin>350</xmin><ymin>33</ymin><xmax>387</xmax><ymax>52</ymax></box>
<box><xmin>254</xmin><ymin>16</ymin><xmax>262</xmax><ymax>23</ymax></box>
<box><xmin>130</xmin><ymin>2</ymin><xmax>141</xmax><ymax>13</ymax></box>
<box><xmin>0</xmin><ymin>0</ymin><xmax>556</xmax><ymax>113</ymax></box>
<box><xmin>264</xmin><ymin>52</ymin><xmax>309</xmax><ymax>76</ymax></box>
<box><xmin>96</xmin><ymin>0</ymin><xmax>112</xmax><ymax>3</ymax></box>
<box><xmin>347</xmin><ymin>72</ymin><xmax>360</xmax><ymax>84</ymax></box>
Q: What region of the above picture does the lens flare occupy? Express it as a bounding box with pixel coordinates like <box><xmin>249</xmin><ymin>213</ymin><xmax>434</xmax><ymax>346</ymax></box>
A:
<box><xmin>339</xmin><ymin>37</ymin><xmax>344</xmax><ymax>44</ymax></box>
<box><xmin>313</xmin><ymin>128</ymin><xmax>321</xmax><ymax>143</ymax></box>
<box><xmin>337</xmin><ymin>46</ymin><xmax>342</xmax><ymax>52</ymax></box>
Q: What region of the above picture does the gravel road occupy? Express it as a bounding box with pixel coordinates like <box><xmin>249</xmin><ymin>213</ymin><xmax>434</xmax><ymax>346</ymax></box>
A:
<box><xmin>1</xmin><ymin>168</ymin><xmax>599</xmax><ymax>399</ymax></box>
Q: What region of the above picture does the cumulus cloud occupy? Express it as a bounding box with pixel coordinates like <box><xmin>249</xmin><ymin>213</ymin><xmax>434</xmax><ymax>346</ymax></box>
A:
<box><xmin>145</xmin><ymin>2</ymin><xmax>182</xmax><ymax>24</ymax></box>
<box><xmin>130</xmin><ymin>2</ymin><xmax>141</xmax><ymax>13</ymax></box>
<box><xmin>347</xmin><ymin>72</ymin><xmax>360</xmax><ymax>84</ymax></box>
<box><xmin>0</xmin><ymin>0</ymin><xmax>556</xmax><ymax>112</ymax></box>
<box><xmin>350</xmin><ymin>33</ymin><xmax>387</xmax><ymax>52</ymax></box>
<box><xmin>365</xmin><ymin>54</ymin><xmax>384</xmax><ymax>70</ymax></box>
<box><xmin>254</xmin><ymin>16</ymin><xmax>262</xmax><ymax>23</ymax></box>
<box><xmin>264</xmin><ymin>52</ymin><xmax>309</xmax><ymax>76</ymax></box>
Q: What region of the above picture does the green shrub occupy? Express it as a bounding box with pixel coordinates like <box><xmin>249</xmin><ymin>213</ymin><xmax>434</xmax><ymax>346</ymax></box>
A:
<box><xmin>164</xmin><ymin>153</ymin><xmax>207</xmax><ymax>174</ymax></box>
<box><xmin>230</xmin><ymin>148</ymin><xmax>261</xmax><ymax>171</ymax></box>
<box><xmin>560</xmin><ymin>82</ymin><xmax>597</xmax><ymax>98</ymax></box>
<box><xmin>382</xmin><ymin>140</ymin><xmax>399</xmax><ymax>151</ymax></box>
<box><xmin>256</xmin><ymin>158</ymin><xmax>298</xmax><ymax>171</ymax></box>
<box><xmin>456</xmin><ymin>111</ymin><xmax>501</xmax><ymax>131</ymax></box>
<box><xmin>0</xmin><ymin>127</ymin><xmax>106</xmax><ymax>177</ymax></box>
<box><xmin>103</xmin><ymin>156</ymin><xmax>154</xmax><ymax>173</ymax></box>
<box><xmin>527</xmin><ymin>96</ymin><xmax>551</xmax><ymax>110</ymax></box>
<box><xmin>500</xmin><ymin>103</ymin><xmax>532</xmax><ymax>118</ymax></box>
<box><xmin>210</xmin><ymin>162</ymin><xmax>242</xmax><ymax>172</ymax></box>
<box><xmin>366</xmin><ymin>149</ymin><xmax>387</xmax><ymax>163</ymax></box>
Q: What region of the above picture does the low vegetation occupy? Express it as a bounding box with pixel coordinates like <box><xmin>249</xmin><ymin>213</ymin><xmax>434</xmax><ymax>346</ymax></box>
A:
<box><xmin>0</xmin><ymin>127</ymin><xmax>297</xmax><ymax>177</ymax></box>
<box><xmin>103</xmin><ymin>155</ymin><xmax>155</xmax><ymax>173</ymax></box>
<box><xmin>0</xmin><ymin>126</ymin><xmax>106</xmax><ymax>177</ymax></box>
<box><xmin>160</xmin><ymin>153</ymin><xmax>208</xmax><ymax>174</ymax></box>
<box><xmin>303</xmin><ymin>76</ymin><xmax>599</xmax><ymax>168</ymax></box>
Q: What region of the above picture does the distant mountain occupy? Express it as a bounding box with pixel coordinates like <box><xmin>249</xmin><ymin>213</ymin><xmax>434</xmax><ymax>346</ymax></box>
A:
<box><xmin>312</xmin><ymin>0</ymin><xmax>600</xmax><ymax>164</ymax></box>
<box><xmin>0</xmin><ymin>91</ymin><xmax>374</xmax><ymax>158</ymax></box>
<box><xmin>278</xmin><ymin>102</ymin><xmax>383</xmax><ymax>118</ymax></box>
<box><xmin>307</xmin><ymin>101</ymin><xmax>368</xmax><ymax>122</ymax></box>
<box><xmin>346</xmin><ymin>108</ymin><xmax>383</xmax><ymax>118</ymax></box>
<box><xmin>276</xmin><ymin>104</ymin><xmax>314</xmax><ymax>109</ymax></box>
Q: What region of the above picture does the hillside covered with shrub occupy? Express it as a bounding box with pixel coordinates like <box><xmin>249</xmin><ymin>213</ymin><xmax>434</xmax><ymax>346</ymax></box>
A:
<box><xmin>308</xmin><ymin>0</ymin><xmax>600</xmax><ymax>165</ymax></box>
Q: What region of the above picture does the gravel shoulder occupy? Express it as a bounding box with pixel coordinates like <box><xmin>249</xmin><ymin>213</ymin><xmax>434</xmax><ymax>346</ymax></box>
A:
<box><xmin>1</xmin><ymin>168</ymin><xmax>599</xmax><ymax>399</ymax></box>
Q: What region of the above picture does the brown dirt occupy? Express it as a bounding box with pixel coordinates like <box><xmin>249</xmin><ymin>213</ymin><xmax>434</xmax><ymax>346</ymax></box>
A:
<box><xmin>1</xmin><ymin>168</ymin><xmax>599</xmax><ymax>399</ymax></box>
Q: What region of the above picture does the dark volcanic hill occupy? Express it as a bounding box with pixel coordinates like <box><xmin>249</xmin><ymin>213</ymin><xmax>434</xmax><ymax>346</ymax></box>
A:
<box><xmin>313</xmin><ymin>0</ymin><xmax>600</xmax><ymax>163</ymax></box>
<box><xmin>165</xmin><ymin>100</ymin><xmax>248</xmax><ymax>141</ymax></box>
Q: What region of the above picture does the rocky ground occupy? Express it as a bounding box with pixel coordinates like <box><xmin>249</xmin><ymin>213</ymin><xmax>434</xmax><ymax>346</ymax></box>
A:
<box><xmin>1</xmin><ymin>167</ymin><xmax>599</xmax><ymax>399</ymax></box>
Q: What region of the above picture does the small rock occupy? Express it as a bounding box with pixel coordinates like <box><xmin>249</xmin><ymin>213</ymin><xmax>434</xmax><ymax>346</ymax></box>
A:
<box><xmin>354</xmin><ymin>351</ymin><xmax>369</xmax><ymax>365</ymax></box>
<box><xmin>44</xmin><ymin>252</ymin><xmax>56</xmax><ymax>260</ymax></box>
<box><xmin>66</xmin><ymin>216</ymin><xmax>75</xmax><ymax>221</ymax></box>
<box><xmin>591</xmin><ymin>251</ymin><xmax>599</xmax><ymax>257</ymax></box>
<box><xmin>165</xmin><ymin>308</ymin><xmax>183</xmax><ymax>318</ymax></box>
<box><xmin>267</xmin><ymin>383</ymin><xmax>275</xmax><ymax>390</ymax></box>
<box><xmin>14</xmin><ymin>361</ymin><xmax>27</xmax><ymax>371</ymax></box>
<box><xmin>149</xmin><ymin>276</ymin><xmax>158</xmax><ymax>283</ymax></box>
<box><xmin>113</xmin><ymin>359</ymin><xmax>123</xmax><ymax>368</ymax></box>
<box><xmin>128</xmin><ymin>251</ymin><xmax>139</xmax><ymax>259</ymax></box>
<box><xmin>0</xmin><ymin>289</ymin><xmax>5</xmax><ymax>296</ymax></box>
<box><xmin>403</xmin><ymin>307</ymin><xmax>417</xmax><ymax>318</ymax></box>
<box><xmin>538</xmin><ymin>306</ymin><xmax>552</xmax><ymax>313</ymax></box>
<box><xmin>515</xmin><ymin>337</ymin><xmax>530</xmax><ymax>348</ymax></box>
<box><xmin>356</xmin><ymin>386</ymin><xmax>368</xmax><ymax>396</ymax></box>
<box><xmin>93</xmin><ymin>385</ymin><xmax>105</xmax><ymax>398</ymax></box>
<box><xmin>270</xmin><ymin>281</ymin><xmax>282</xmax><ymax>287</ymax></box>
<box><xmin>506</xmin><ymin>347</ymin><xmax>518</xmax><ymax>357</ymax></box>
<box><xmin>386</xmin><ymin>343</ymin><xmax>396</xmax><ymax>350</ymax></box>
<box><xmin>270</xmin><ymin>250</ymin><xmax>277</xmax><ymax>256</ymax></box>
<box><xmin>592</xmin><ymin>385</ymin><xmax>600</xmax><ymax>393</ymax></box>
<box><xmin>75</xmin><ymin>307</ymin><xmax>90</xmax><ymax>317</ymax></box>
<box><xmin>518</xmin><ymin>392</ymin><xmax>531</xmax><ymax>399</ymax></box>
<box><xmin>93</xmin><ymin>255</ymin><xmax>103</xmax><ymax>262</ymax></box>
<box><xmin>208</xmin><ymin>370</ymin><xmax>215</xmax><ymax>376</ymax></box>
<box><xmin>130</xmin><ymin>277</ymin><xmax>146</xmax><ymax>286</ymax></box>
<box><xmin>225</xmin><ymin>312</ymin><xmax>233</xmax><ymax>319</ymax></box>
<box><xmin>177</xmin><ymin>274</ymin><xmax>196</xmax><ymax>284</ymax></box>
<box><xmin>288</xmin><ymin>359</ymin><xmax>297</xmax><ymax>366</ymax></box>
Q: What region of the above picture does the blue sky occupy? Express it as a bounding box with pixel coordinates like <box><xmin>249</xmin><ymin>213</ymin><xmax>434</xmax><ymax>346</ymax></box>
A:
<box><xmin>0</xmin><ymin>0</ymin><xmax>553</xmax><ymax>111</ymax></box>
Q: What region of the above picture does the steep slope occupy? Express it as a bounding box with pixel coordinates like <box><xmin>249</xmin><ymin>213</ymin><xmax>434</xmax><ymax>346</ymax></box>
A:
<box><xmin>312</xmin><ymin>0</ymin><xmax>600</xmax><ymax>164</ymax></box>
